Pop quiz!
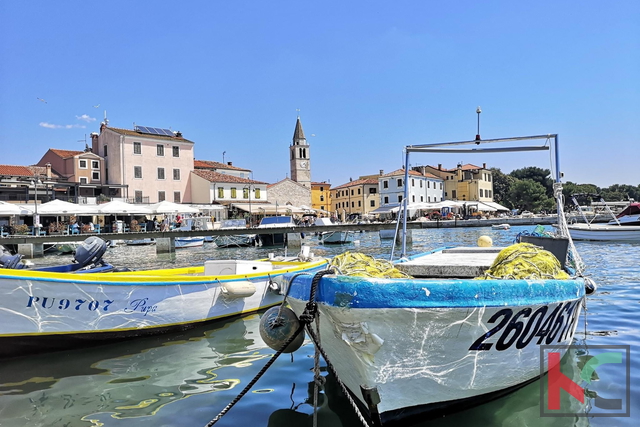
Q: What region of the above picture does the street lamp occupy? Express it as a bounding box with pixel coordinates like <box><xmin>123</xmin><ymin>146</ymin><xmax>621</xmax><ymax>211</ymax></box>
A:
<box><xmin>475</xmin><ymin>106</ymin><xmax>482</xmax><ymax>142</ymax></box>
<box><xmin>244</xmin><ymin>184</ymin><xmax>253</xmax><ymax>227</ymax></box>
<box><xmin>31</xmin><ymin>178</ymin><xmax>42</xmax><ymax>235</ymax></box>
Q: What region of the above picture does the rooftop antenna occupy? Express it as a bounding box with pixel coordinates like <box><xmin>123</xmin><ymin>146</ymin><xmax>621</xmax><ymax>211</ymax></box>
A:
<box><xmin>223</xmin><ymin>151</ymin><xmax>226</xmax><ymax>163</ymax></box>
<box><xmin>103</xmin><ymin>110</ymin><xmax>109</xmax><ymax>126</ymax></box>
<box><xmin>475</xmin><ymin>106</ymin><xmax>482</xmax><ymax>143</ymax></box>
<box><xmin>296</xmin><ymin>108</ymin><xmax>300</xmax><ymax>118</ymax></box>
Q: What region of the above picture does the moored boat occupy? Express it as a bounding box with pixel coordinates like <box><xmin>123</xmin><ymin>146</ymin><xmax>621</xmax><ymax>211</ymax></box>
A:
<box><xmin>491</xmin><ymin>223</ymin><xmax>511</xmax><ymax>230</ymax></box>
<box><xmin>0</xmin><ymin>251</ymin><xmax>328</xmax><ymax>358</ymax></box>
<box><xmin>211</xmin><ymin>219</ymin><xmax>256</xmax><ymax>248</ymax></box>
<box><xmin>175</xmin><ymin>236</ymin><xmax>205</xmax><ymax>248</ymax></box>
<box><xmin>256</xmin><ymin>215</ymin><xmax>296</xmax><ymax>247</ymax></box>
<box><xmin>267</xmin><ymin>133</ymin><xmax>596</xmax><ymax>425</ymax></box>
<box><xmin>315</xmin><ymin>217</ymin><xmax>354</xmax><ymax>244</ymax></box>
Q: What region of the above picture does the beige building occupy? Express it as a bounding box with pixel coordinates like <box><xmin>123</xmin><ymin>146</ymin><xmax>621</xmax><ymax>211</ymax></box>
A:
<box><xmin>268</xmin><ymin>178</ymin><xmax>311</xmax><ymax>210</ymax></box>
<box><xmin>416</xmin><ymin>163</ymin><xmax>493</xmax><ymax>202</ymax></box>
<box><xmin>331</xmin><ymin>178</ymin><xmax>379</xmax><ymax>219</ymax></box>
<box><xmin>91</xmin><ymin>123</ymin><xmax>195</xmax><ymax>203</ymax></box>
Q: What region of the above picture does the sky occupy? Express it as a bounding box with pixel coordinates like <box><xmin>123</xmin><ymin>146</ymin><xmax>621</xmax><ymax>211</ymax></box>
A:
<box><xmin>1</xmin><ymin>1</ymin><xmax>638</xmax><ymax>188</ymax></box>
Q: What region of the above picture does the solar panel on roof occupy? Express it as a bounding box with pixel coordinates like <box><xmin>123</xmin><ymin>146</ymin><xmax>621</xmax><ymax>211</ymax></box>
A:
<box><xmin>135</xmin><ymin>126</ymin><xmax>175</xmax><ymax>137</ymax></box>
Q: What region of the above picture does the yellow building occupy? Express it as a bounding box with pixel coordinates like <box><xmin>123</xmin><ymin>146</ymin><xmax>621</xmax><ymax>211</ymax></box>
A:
<box><xmin>311</xmin><ymin>181</ymin><xmax>331</xmax><ymax>214</ymax></box>
<box><xmin>331</xmin><ymin>178</ymin><xmax>379</xmax><ymax>220</ymax></box>
<box><xmin>416</xmin><ymin>163</ymin><xmax>493</xmax><ymax>202</ymax></box>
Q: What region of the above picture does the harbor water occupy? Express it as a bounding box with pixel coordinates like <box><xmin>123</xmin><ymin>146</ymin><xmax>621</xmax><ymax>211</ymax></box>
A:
<box><xmin>0</xmin><ymin>225</ymin><xmax>638</xmax><ymax>426</ymax></box>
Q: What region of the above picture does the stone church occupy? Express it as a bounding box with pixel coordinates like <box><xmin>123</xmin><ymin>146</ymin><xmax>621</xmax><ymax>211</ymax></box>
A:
<box><xmin>267</xmin><ymin>117</ymin><xmax>312</xmax><ymax>209</ymax></box>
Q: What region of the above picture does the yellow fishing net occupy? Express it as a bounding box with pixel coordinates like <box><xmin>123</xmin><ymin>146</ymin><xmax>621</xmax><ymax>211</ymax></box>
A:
<box><xmin>476</xmin><ymin>242</ymin><xmax>570</xmax><ymax>280</ymax></box>
<box><xmin>330</xmin><ymin>251</ymin><xmax>412</xmax><ymax>279</ymax></box>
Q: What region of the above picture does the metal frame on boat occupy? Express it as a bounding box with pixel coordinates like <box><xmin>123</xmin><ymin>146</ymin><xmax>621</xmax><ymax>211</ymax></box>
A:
<box><xmin>281</xmin><ymin>134</ymin><xmax>593</xmax><ymax>425</ymax></box>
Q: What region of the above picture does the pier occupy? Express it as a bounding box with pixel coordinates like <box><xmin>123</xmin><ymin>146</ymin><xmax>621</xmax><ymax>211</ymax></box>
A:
<box><xmin>1</xmin><ymin>216</ymin><xmax>561</xmax><ymax>258</ymax></box>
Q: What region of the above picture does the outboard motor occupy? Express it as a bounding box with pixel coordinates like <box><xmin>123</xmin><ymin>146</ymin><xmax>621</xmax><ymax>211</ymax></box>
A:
<box><xmin>74</xmin><ymin>236</ymin><xmax>107</xmax><ymax>268</ymax></box>
<box><xmin>0</xmin><ymin>253</ymin><xmax>26</xmax><ymax>269</ymax></box>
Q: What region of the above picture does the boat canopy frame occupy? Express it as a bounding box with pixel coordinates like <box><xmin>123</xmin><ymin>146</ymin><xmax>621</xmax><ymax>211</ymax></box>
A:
<box><xmin>400</xmin><ymin>134</ymin><xmax>561</xmax><ymax>258</ymax></box>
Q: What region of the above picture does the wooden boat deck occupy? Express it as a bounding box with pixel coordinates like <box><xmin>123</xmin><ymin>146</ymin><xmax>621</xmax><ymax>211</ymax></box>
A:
<box><xmin>396</xmin><ymin>247</ymin><xmax>504</xmax><ymax>278</ymax></box>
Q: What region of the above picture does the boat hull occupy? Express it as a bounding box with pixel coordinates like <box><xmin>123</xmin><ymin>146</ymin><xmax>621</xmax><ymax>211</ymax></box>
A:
<box><xmin>0</xmin><ymin>259</ymin><xmax>327</xmax><ymax>358</ymax></box>
<box><xmin>320</xmin><ymin>231</ymin><xmax>353</xmax><ymax>244</ymax></box>
<box><xmin>285</xmin><ymin>273</ymin><xmax>585</xmax><ymax>424</ymax></box>
<box><xmin>566</xmin><ymin>224</ymin><xmax>640</xmax><ymax>241</ymax></box>
<box><xmin>175</xmin><ymin>237</ymin><xmax>205</xmax><ymax>248</ymax></box>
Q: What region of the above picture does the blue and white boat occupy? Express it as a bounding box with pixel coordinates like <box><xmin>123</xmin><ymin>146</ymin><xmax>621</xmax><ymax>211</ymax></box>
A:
<box><xmin>278</xmin><ymin>134</ymin><xmax>595</xmax><ymax>425</ymax></box>
<box><xmin>175</xmin><ymin>236</ymin><xmax>205</xmax><ymax>248</ymax></box>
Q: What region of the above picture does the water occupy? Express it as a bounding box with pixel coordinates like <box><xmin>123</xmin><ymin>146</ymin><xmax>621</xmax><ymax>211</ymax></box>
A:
<box><xmin>1</xmin><ymin>226</ymin><xmax>638</xmax><ymax>426</ymax></box>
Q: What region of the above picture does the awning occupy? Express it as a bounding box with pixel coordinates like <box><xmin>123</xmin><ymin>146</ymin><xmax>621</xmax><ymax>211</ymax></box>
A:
<box><xmin>231</xmin><ymin>203</ymin><xmax>312</xmax><ymax>215</ymax></box>
<box><xmin>479</xmin><ymin>201</ymin><xmax>510</xmax><ymax>211</ymax></box>
<box><xmin>370</xmin><ymin>204</ymin><xmax>400</xmax><ymax>214</ymax></box>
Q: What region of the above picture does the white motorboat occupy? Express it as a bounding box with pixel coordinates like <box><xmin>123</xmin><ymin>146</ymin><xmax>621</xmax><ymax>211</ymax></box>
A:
<box><xmin>491</xmin><ymin>223</ymin><xmax>511</xmax><ymax>230</ymax></box>
<box><xmin>315</xmin><ymin>217</ymin><xmax>353</xmax><ymax>244</ymax></box>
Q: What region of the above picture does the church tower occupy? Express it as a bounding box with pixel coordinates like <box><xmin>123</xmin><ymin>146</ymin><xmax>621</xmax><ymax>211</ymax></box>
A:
<box><xmin>289</xmin><ymin>116</ymin><xmax>311</xmax><ymax>188</ymax></box>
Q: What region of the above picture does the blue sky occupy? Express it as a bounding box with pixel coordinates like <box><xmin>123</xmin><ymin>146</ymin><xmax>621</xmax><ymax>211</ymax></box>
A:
<box><xmin>1</xmin><ymin>1</ymin><xmax>638</xmax><ymax>188</ymax></box>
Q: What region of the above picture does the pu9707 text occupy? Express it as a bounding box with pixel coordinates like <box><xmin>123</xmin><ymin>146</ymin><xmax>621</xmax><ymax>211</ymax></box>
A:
<box><xmin>27</xmin><ymin>296</ymin><xmax>114</xmax><ymax>311</ymax></box>
<box><xmin>469</xmin><ymin>300</ymin><xmax>581</xmax><ymax>351</ymax></box>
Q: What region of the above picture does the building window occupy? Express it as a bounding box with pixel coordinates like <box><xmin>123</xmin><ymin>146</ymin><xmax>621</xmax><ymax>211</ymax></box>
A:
<box><xmin>105</xmin><ymin>168</ymin><xmax>109</xmax><ymax>181</ymax></box>
<box><xmin>398</xmin><ymin>195</ymin><xmax>403</xmax><ymax>203</ymax></box>
<box><xmin>103</xmin><ymin>145</ymin><xmax>108</xmax><ymax>157</ymax></box>
<box><xmin>358</xmin><ymin>201</ymin><xmax>361</xmax><ymax>207</ymax></box>
<box><xmin>158</xmin><ymin>191</ymin><xmax>165</xmax><ymax>202</ymax></box>
<box><xmin>351</xmin><ymin>189</ymin><xmax>354</xmax><ymax>196</ymax></box>
<box><xmin>231</xmin><ymin>188</ymin><xmax>237</xmax><ymax>198</ymax></box>
<box><xmin>255</xmin><ymin>189</ymin><xmax>261</xmax><ymax>199</ymax></box>
<box><xmin>134</xmin><ymin>191</ymin><xmax>142</xmax><ymax>203</ymax></box>
<box><xmin>79</xmin><ymin>177</ymin><xmax>88</xmax><ymax>184</ymax></box>
<box><xmin>79</xmin><ymin>159</ymin><xmax>87</xmax><ymax>169</ymax></box>
<box><xmin>412</xmin><ymin>179</ymin><xmax>415</xmax><ymax>187</ymax></box>
<box><xmin>173</xmin><ymin>169</ymin><xmax>180</xmax><ymax>180</ymax></box>
<box><xmin>157</xmin><ymin>144</ymin><xmax>164</xmax><ymax>156</ymax></box>
<box><xmin>92</xmin><ymin>171</ymin><xmax>100</xmax><ymax>180</ymax></box>
<box><xmin>440</xmin><ymin>183</ymin><xmax>443</xmax><ymax>189</ymax></box>
<box><xmin>134</xmin><ymin>166</ymin><xmax>142</xmax><ymax>179</ymax></box>
<box><xmin>134</xmin><ymin>142</ymin><xmax>141</xmax><ymax>154</ymax></box>
<box><xmin>91</xmin><ymin>160</ymin><xmax>99</xmax><ymax>169</ymax></box>
<box><xmin>383</xmin><ymin>180</ymin><xmax>388</xmax><ymax>189</ymax></box>
<box><xmin>218</xmin><ymin>187</ymin><xmax>224</xmax><ymax>198</ymax></box>
<box><xmin>428</xmin><ymin>181</ymin><xmax>431</xmax><ymax>189</ymax></box>
<box><xmin>173</xmin><ymin>146</ymin><xmax>179</xmax><ymax>157</ymax></box>
<box><xmin>369</xmin><ymin>188</ymin><xmax>377</xmax><ymax>194</ymax></box>
<box><xmin>243</xmin><ymin>188</ymin><xmax>249</xmax><ymax>199</ymax></box>
<box><xmin>157</xmin><ymin>168</ymin><xmax>165</xmax><ymax>180</ymax></box>
<box><xmin>397</xmin><ymin>179</ymin><xmax>403</xmax><ymax>187</ymax></box>
<box><xmin>358</xmin><ymin>188</ymin><xmax>361</xmax><ymax>195</ymax></box>
<box><xmin>320</xmin><ymin>195</ymin><xmax>324</xmax><ymax>201</ymax></box>
<box><xmin>351</xmin><ymin>202</ymin><xmax>354</xmax><ymax>208</ymax></box>
<box><xmin>420</xmin><ymin>180</ymin><xmax>423</xmax><ymax>188</ymax></box>
<box><xmin>412</xmin><ymin>195</ymin><xmax>415</xmax><ymax>202</ymax></box>
<box><xmin>480</xmin><ymin>189</ymin><xmax>484</xmax><ymax>197</ymax></box>
<box><xmin>384</xmin><ymin>196</ymin><xmax>389</xmax><ymax>204</ymax></box>
<box><xmin>370</xmin><ymin>200</ymin><xmax>375</xmax><ymax>207</ymax></box>
<box><xmin>320</xmin><ymin>187</ymin><xmax>324</xmax><ymax>192</ymax></box>
<box><xmin>173</xmin><ymin>191</ymin><xmax>181</xmax><ymax>203</ymax></box>
<box><xmin>452</xmin><ymin>190</ymin><xmax>457</xmax><ymax>199</ymax></box>
<box><xmin>421</xmin><ymin>196</ymin><xmax>424</xmax><ymax>202</ymax></box>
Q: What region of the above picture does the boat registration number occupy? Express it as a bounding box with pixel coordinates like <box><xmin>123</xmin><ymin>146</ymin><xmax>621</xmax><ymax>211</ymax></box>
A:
<box><xmin>469</xmin><ymin>300</ymin><xmax>581</xmax><ymax>351</ymax></box>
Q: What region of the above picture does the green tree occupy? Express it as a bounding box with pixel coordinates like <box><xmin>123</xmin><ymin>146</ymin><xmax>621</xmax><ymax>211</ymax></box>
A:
<box><xmin>509</xmin><ymin>179</ymin><xmax>554</xmax><ymax>212</ymax></box>
<box><xmin>510</xmin><ymin>167</ymin><xmax>553</xmax><ymax>197</ymax></box>
<box><xmin>489</xmin><ymin>167</ymin><xmax>515</xmax><ymax>209</ymax></box>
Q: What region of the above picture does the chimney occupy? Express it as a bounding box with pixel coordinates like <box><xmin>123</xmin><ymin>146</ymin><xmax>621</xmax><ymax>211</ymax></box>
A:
<box><xmin>379</xmin><ymin>169</ymin><xmax>384</xmax><ymax>176</ymax></box>
<box><xmin>227</xmin><ymin>162</ymin><xmax>233</xmax><ymax>166</ymax></box>
<box><xmin>438</xmin><ymin>164</ymin><xmax>442</xmax><ymax>170</ymax></box>
<box><xmin>483</xmin><ymin>163</ymin><xmax>486</xmax><ymax>169</ymax></box>
<box><xmin>46</xmin><ymin>163</ymin><xmax>52</xmax><ymax>179</ymax></box>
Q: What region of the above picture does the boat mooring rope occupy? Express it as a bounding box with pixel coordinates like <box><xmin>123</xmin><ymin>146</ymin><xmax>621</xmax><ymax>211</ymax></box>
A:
<box><xmin>203</xmin><ymin>269</ymin><xmax>373</xmax><ymax>427</ymax></box>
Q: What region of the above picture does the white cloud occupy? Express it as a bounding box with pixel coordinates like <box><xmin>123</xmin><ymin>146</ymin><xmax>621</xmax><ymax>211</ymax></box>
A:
<box><xmin>39</xmin><ymin>122</ymin><xmax>86</xmax><ymax>129</ymax></box>
<box><xmin>76</xmin><ymin>114</ymin><xmax>96</xmax><ymax>123</ymax></box>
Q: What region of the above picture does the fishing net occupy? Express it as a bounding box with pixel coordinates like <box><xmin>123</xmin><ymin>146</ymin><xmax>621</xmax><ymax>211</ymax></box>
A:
<box><xmin>330</xmin><ymin>251</ymin><xmax>412</xmax><ymax>279</ymax></box>
<box><xmin>476</xmin><ymin>242</ymin><xmax>570</xmax><ymax>280</ymax></box>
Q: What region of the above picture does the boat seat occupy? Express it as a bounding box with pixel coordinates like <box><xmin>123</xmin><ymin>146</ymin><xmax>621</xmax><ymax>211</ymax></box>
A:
<box><xmin>396</xmin><ymin>247</ymin><xmax>504</xmax><ymax>278</ymax></box>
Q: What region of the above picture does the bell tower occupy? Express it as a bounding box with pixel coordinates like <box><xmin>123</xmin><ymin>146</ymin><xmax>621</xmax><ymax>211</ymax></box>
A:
<box><xmin>289</xmin><ymin>116</ymin><xmax>311</xmax><ymax>188</ymax></box>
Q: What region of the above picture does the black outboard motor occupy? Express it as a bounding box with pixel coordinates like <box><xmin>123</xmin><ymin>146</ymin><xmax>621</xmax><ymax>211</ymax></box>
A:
<box><xmin>0</xmin><ymin>253</ymin><xmax>26</xmax><ymax>269</ymax></box>
<box><xmin>74</xmin><ymin>236</ymin><xmax>108</xmax><ymax>267</ymax></box>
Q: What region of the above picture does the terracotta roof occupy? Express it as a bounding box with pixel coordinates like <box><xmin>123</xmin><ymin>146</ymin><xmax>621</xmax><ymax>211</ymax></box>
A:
<box><xmin>49</xmin><ymin>149</ymin><xmax>85</xmax><ymax>159</ymax></box>
<box><xmin>0</xmin><ymin>165</ymin><xmax>36</xmax><ymax>177</ymax></box>
<box><xmin>27</xmin><ymin>165</ymin><xmax>61</xmax><ymax>179</ymax></box>
<box><xmin>194</xmin><ymin>159</ymin><xmax>250</xmax><ymax>172</ymax></box>
<box><xmin>311</xmin><ymin>181</ymin><xmax>331</xmax><ymax>186</ymax></box>
<box><xmin>428</xmin><ymin>163</ymin><xmax>485</xmax><ymax>172</ymax></box>
<box><xmin>105</xmin><ymin>126</ymin><xmax>194</xmax><ymax>143</ymax></box>
<box><xmin>192</xmin><ymin>169</ymin><xmax>267</xmax><ymax>184</ymax></box>
<box><xmin>332</xmin><ymin>178</ymin><xmax>378</xmax><ymax>190</ymax></box>
<box><xmin>381</xmin><ymin>168</ymin><xmax>424</xmax><ymax>178</ymax></box>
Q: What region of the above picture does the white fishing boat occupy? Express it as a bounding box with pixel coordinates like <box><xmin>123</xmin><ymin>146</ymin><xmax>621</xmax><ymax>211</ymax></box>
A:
<box><xmin>491</xmin><ymin>223</ymin><xmax>511</xmax><ymax>230</ymax></box>
<box><xmin>175</xmin><ymin>236</ymin><xmax>205</xmax><ymax>248</ymax></box>
<box><xmin>256</xmin><ymin>216</ymin><xmax>296</xmax><ymax>247</ymax></box>
<box><xmin>211</xmin><ymin>219</ymin><xmax>256</xmax><ymax>248</ymax></box>
<box><xmin>564</xmin><ymin>198</ymin><xmax>640</xmax><ymax>241</ymax></box>
<box><xmin>270</xmin><ymin>134</ymin><xmax>595</xmax><ymax>425</ymax></box>
<box><xmin>315</xmin><ymin>217</ymin><xmax>354</xmax><ymax>244</ymax></box>
<box><xmin>0</xmin><ymin>251</ymin><xmax>327</xmax><ymax>358</ymax></box>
